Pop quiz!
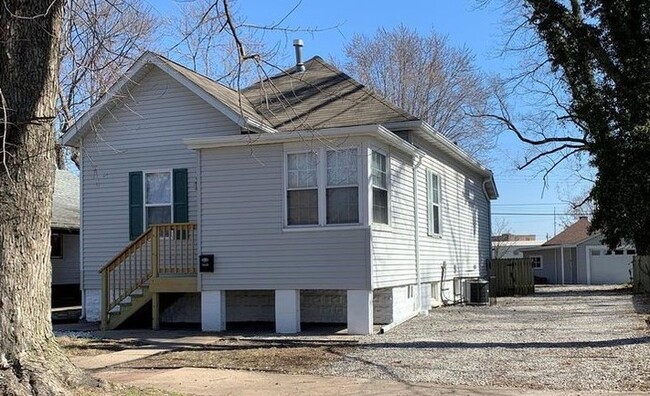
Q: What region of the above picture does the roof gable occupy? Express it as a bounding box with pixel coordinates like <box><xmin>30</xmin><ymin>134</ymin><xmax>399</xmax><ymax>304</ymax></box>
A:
<box><xmin>242</xmin><ymin>56</ymin><xmax>417</xmax><ymax>131</ymax></box>
<box><xmin>543</xmin><ymin>217</ymin><xmax>592</xmax><ymax>246</ymax></box>
<box><xmin>61</xmin><ymin>52</ymin><xmax>274</xmax><ymax>146</ymax></box>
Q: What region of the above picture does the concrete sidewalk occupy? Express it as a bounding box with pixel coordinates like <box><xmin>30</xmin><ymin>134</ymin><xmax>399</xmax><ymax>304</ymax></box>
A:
<box><xmin>71</xmin><ymin>334</ymin><xmax>220</xmax><ymax>370</ymax></box>
<box><xmin>97</xmin><ymin>367</ymin><xmax>553</xmax><ymax>396</ymax></box>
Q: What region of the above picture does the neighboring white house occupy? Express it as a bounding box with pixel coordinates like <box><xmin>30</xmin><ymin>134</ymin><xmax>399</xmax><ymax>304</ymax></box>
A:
<box><xmin>522</xmin><ymin>217</ymin><xmax>635</xmax><ymax>285</ymax></box>
<box><xmin>51</xmin><ymin>169</ymin><xmax>80</xmax><ymax>306</ymax></box>
<box><xmin>61</xmin><ymin>50</ymin><xmax>498</xmax><ymax>334</ymax></box>
<box><xmin>491</xmin><ymin>233</ymin><xmax>545</xmax><ymax>259</ymax></box>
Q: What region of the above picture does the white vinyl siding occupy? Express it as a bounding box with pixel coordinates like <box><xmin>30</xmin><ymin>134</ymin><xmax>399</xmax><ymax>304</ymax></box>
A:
<box><xmin>80</xmin><ymin>66</ymin><xmax>241</xmax><ymax>290</ymax></box>
<box><xmin>51</xmin><ymin>233</ymin><xmax>80</xmax><ymax>286</ymax></box>
<box><xmin>370</xmin><ymin>135</ymin><xmax>492</xmax><ymax>289</ymax></box>
<box><xmin>200</xmin><ymin>144</ymin><xmax>370</xmax><ymax>290</ymax></box>
<box><xmin>371</xmin><ymin>148</ymin><xmax>416</xmax><ymax>287</ymax></box>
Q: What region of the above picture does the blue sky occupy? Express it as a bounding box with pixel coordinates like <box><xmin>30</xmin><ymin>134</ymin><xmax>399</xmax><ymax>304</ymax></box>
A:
<box><xmin>152</xmin><ymin>0</ymin><xmax>591</xmax><ymax>240</ymax></box>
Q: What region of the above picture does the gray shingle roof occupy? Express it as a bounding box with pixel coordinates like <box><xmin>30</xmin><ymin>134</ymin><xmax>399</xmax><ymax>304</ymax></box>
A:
<box><xmin>242</xmin><ymin>56</ymin><xmax>418</xmax><ymax>131</ymax></box>
<box><xmin>156</xmin><ymin>55</ymin><xmax>270</xmax><ymax>128</ymax></box>
<box><xmin>52</xmin><ymin>170</ymin><xmax>79</xmax><ymax>230</ymax></box>
<box><xmin>154</xmin><ymin>54</ymin><xmax>417</xmax><ymax>132</ymax></box>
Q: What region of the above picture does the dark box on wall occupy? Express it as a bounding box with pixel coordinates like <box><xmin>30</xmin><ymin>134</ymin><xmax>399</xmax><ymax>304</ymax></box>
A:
<box><xmin>199</xmin><ymin>254</ymin><xmax>214</xmax><ymax>272</ymax></box>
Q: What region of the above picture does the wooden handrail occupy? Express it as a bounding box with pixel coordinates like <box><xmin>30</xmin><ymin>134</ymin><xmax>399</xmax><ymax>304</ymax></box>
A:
<box><xmin>100</xmin><ymin>223</ymin><xmax>197</xmax><ymax>329</ymax></box>
<box><xmin>99</xmin><ymin>227</ymin><xmax>153</xmax><ymax>274</ymax></box>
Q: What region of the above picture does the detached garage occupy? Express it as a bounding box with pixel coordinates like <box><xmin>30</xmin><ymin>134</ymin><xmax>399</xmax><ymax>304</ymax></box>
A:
<box><xmin>522</xmin><ymin>217</ymin><xmax>635</xmax><ymax>285</ymax></box>
<box><xmin>585</xmin><ymin>246</ymin><xmax>635</xmax><ymax>285</ymax></box>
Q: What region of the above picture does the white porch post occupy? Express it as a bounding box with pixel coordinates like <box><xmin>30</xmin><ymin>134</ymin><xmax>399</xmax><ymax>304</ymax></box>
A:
<box><xmin>201</xmin><ymin>290</ymin><xmax>226</xmax><ymax>331</ymax></box>
<box><xmin>347</xmin><ymin>290</ymin><xmax>373</xmax><ymax>335</ymax></box>
<box><xmin>560</xmin><ymin>245</ymin><xmax>564</xmax><ymax>284</ymax></box>
<box><xmin>275</xmin><ymin>290</ymin><xmax>301</xmax><ymax>333</ymax></box>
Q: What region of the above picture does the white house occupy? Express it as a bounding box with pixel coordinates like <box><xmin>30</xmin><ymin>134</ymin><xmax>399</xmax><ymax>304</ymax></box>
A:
<box><xmin>51</xmin><ymin>169</ymin><xmax>81</xmax><ymax>306</ymax></box>
<box><xmin>522</xmin><ymin>217</ymin><xmax>635</xmax><ymax>284</ymax></box>
<box><xmin>62</xmin><ymin>49</ymin><xmax>498</xmax><ymax>334</ymax></box>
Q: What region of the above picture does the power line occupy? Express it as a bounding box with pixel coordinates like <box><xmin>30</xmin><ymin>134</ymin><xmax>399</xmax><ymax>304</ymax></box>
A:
<box><xmin>493</xmin><ymin>203</ymin><xmax>564</xmax><ymax>206</ymax></box>
<box><xmin>493</xmin><ymin>212</ymin><xmax>592</xmax><ymax>216</ymax></box>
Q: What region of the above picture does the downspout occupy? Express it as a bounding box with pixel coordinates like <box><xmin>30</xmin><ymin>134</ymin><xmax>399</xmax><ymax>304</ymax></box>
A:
<box><xmin>560</xmin><ymin>245</ymin><xmax>564</xmax><ymax>285</ymax></box>
<box><xmin>78</xmin><ymin>140</ymin><xmax>85</xmax><ymax>320</ymax></box>
<box><xmin>412</xmin><ymin>154</ymin><xmax>425</xmax><ymax>313</ymax></box>
<box><xmin>482</xmin><ymin>179</ymin><xmax>492</xmax><ymax>279</ymax></box>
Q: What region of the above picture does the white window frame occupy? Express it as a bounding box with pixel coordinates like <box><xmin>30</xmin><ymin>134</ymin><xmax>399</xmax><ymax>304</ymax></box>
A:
<box><xmin>427</xmin><ymin>170</ymin><xmax>442</xmax><ymax>236</ymax></box>
<box><xmin>143</xmin><ymin>169</ymin><xmax>174</xmax><ymax>229</ymax></box>
<box><xmin>531</xmin><ymin>255</ymin><xmax>543</xmax><ymax>270</ymax></box>
<box><xmin>283</xmin><ymin>147</ymin><xmax>362</xmax><ymax>229</ymax></box>
<box><xmin>369</xmin><ymin>147</ymin><xmax>390</xmax><ymax>226</ymax></box>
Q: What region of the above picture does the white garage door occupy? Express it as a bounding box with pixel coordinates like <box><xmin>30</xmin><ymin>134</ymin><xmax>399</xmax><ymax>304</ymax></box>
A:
<box><xmin>589</xmin><ymin>248</ymin><xmax>635</xmax><ymax>284</ymax></box>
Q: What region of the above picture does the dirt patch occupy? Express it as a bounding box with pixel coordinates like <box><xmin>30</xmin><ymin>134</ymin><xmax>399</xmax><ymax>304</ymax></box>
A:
<box><xmin>74</xmin><ymin>382</ymin><xmax>184</xmax><ymax>396</ymax></box>
<box><xmin>118</xmin><ymin>338</ymin><xmax>352</xmax><ymax>374</ymax></box>
<box><xmin>58</xmin><ymin>336</ymin><xmax>147</xmax><ymax>356</ymax></box>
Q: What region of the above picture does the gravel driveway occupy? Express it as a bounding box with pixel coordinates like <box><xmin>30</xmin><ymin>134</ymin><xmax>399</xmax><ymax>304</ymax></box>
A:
<box><xmin>321</xmin><ymin>285</ymin><xmax>650</xmax><ymax>392</ymax></box>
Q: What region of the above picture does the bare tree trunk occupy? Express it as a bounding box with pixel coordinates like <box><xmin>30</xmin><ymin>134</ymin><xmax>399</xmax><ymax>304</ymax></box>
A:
<box><xmin>0</xmin><ymin>1</ymin><xmax>90</xmax><ymax>394</ymax></box>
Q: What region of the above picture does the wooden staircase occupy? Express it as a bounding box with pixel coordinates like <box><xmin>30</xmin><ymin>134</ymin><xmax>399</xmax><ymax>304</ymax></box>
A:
<box><xmin>100</xmin><ymin>223</ymin><xmax>197</xmax><ymax>330</ymax></box>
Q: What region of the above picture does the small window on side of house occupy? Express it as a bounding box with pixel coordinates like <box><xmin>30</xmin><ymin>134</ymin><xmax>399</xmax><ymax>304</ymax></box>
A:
<box><xmin>51</xmin><ymin>233</ymin><xmax>62</xmax><ymax>258</ymax></box>
<box><xmin>531</xmin><ymin>256</ymin><xmax>542</xmax><ymax>270</ymax></box>
<box><xmin>370</xmin><ymin>150</ymin><xmax>388</xmax><ymax>224</ymax></box>
<box><xmin>427</xmin><ymin>170</ymin><xmax>442</xmax><ymax>235</ymax></box>
<box><xmin>627</xmin><ymin>249</ymin><xmax>636</xmax><ymax>255</ymax></box>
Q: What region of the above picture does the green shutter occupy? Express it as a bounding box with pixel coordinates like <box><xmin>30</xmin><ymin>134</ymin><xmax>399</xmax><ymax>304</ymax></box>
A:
<box><xmin>173</xmin><ymin>168</ymin><xmax>188</xmax><ymax>223</ymax></box>
<box><xmin>129</xmin><ymin>171</ymin><xmax>143</xmax><ymax>240</ymax></box>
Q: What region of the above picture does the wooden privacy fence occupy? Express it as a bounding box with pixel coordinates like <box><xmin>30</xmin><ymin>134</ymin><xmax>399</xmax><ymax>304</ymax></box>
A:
<box><xmin>488</xmin><ymin>258</ymin><xmax>535</xmax><ymax>297</ymax></box>
<box><xmin>632</xmin><ymin>255</ymin><xmax>650</xmax><ymax>293</ymax></box>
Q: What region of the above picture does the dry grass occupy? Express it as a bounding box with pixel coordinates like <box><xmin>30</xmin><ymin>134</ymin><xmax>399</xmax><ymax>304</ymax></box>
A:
<box><xmin>118</xmin><ymin>338</ymin><xmax>351</xmax><ymax>374</ymax></box>
<box><xmin>58</xmin><ymin>336</ymin><xmax>146</xmax><ymax>356</ymax></box>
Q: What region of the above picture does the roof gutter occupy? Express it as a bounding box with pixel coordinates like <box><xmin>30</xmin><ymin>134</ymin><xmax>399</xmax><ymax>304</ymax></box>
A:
<box><xmin>384</xmin><ymin>120</ymin><xmax>498</xmax><ymax>199</ymax></box>
<box><xmin>183</xmin><ymin>124</ymin><xmax>420</xmax><ymax>154</ymax></box>
<box><xmin>519</xmin><ymin>244</ymin><xmax>577</xmax><ymax>252</ymax></box>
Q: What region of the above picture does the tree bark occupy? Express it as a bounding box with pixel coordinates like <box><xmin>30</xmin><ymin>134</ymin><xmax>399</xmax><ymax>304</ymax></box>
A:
<box><xmin>0</xmin><ymin>1</ymin><xmax>91</xmax><ymax>394</ymax></box>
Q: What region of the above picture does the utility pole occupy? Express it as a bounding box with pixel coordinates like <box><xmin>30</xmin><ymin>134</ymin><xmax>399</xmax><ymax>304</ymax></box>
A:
<box><xmin>553</xmin><ymin>207</ymin><xmax>556</xmax><ymax>236</ymax></box>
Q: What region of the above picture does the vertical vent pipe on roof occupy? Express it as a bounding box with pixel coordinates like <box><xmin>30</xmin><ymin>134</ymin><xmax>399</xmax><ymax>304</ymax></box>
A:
<box><xmin>293</xmin><ymin>39</ymin><xmax>305</xmax><ymax>72</ymax></box>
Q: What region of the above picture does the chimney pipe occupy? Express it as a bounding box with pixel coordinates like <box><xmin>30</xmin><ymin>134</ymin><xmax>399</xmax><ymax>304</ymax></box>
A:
<box><xmin>293</xmin><ymin>39</ymin><xmax>305</xmax><ymax>72</ymax></box>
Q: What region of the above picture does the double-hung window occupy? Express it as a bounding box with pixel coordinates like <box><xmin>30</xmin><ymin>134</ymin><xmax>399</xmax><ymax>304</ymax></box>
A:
<box><xmin>371</xmin><ymin>151</ymin><xmax>388</xmax><ymax>224</ymax></box>
<box><xmin>287</xmin><ymin>152</ymin><xmax>319</xmax><ymax>225</ymax></box>
<box><xmin>286</xmin><ymin>148</ymin><xmax>359</xmax><ymax>227</ymax></box>
<box><xmin>326</xmin><ymin>149</ymin><xmax>359</xmax><ymax>224</ymax></box>
<box><xmin>427</xmin><ymin>170</ymin><xmax>442</xmax><ymax>235</ymax></box>
<box><xmin>128</xmin><ymin>169</ymin><xmax>188</xmax><ymax>240</ymax></box>
<box><xmin>145</xmin><ymin>171</ymin><xmax>172</xmax><ymax>227</ymax></box>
